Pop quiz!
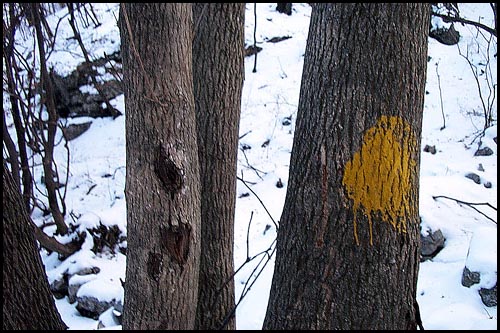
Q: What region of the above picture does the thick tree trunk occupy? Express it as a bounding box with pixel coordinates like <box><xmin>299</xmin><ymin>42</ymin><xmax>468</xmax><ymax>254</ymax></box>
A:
<box><xmin>120</xmin><ymin>3</ymin><xmax>201</xmax><ymax>330</ymax></box>
<box><xmin>3</xmin><ymin>163</ymin><xmax>67</xmax><ymax>330</ymax></box>
<box><xmin>192</xmin><ymin>3</ymin><xmax>245</xmax><ymax>330</ymax></box>
<box><xmin>263</xmin><ymin>3</ymin><xmax>429</xmax><ymax>330</ymax></box>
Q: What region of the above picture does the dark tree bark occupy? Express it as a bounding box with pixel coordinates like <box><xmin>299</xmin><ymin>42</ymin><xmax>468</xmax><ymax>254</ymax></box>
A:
<box><xmin>120</xmin><ymin>3</ymin><xmax>201</xmax><ymax>330</ymax></box>
<box><xmin>3</xmin><ymin>4</ymin><xmax>33</xmax><ymax>211</ymax></box>
<box><xmin>263</xmin><ymin>3</ymin><xmax>429</xmax><ymax>330</ymax></box>
<box><xmin>192</xmin><ymin>3</ymin><xmax>245</xmax><ymax>330</ymax></box>
<box><xmin>30</xmin><ymin>3</ymin><xmax>68</xmax><ymax>235</ymax></box>
<box><xmin>3</xmin><ymin>163</ymin><xmax>67</xmax><ymax>330</ymax></box>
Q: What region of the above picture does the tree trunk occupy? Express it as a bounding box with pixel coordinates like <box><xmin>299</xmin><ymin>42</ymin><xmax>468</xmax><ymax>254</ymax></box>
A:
<box><xmin>120</xmin><ymin>3</ymin><xmax>201</xmax><ymax>330</ymax></box>
<box><xmin>192</xmin><ymin>3</ymin><xmax>245</xmax><ymax>330</ymax></box>
<box><xmin>3</xmin><ymin>163</ymin><xmax>67</xmax><ymax>330</ymax></box>
<box><xmin>263</xmin><ymin>3</ymin><xmax>429</xmax><ymax>330</ymax></box>
<box><xmin>31</xmin><ymin>3</ymin><xmax>68</xmax><ymax>235</ymax></box>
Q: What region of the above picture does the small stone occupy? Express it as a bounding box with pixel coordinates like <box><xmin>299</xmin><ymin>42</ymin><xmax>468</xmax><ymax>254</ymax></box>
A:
<box><xmin>50</xmin><ymin>275</ymin><xmax>69</xmax><ymax>299</ymax></box>
<box><xmin>62</xmin><ymin>122</ymin><xmax>92</xmax><ymax>141</ymax></box>
<box><xmin>244</xmin><ymin>45</ymin><xmax>262</xmax><ymax>57</ymax></box>
<box><xmin>423</xmin><ymin>144</ymin><xmax>437</xmax><ymax>154</ymax></box>
<box><xmin>474</xmin><ymin>146</ymin><xmax>493</xmax><ymax>156</ymax></box>
<box><xmin>484</xmin><ymin>181</ymin><xmax>492</xmax><ymax>189</ymax></box>
<box><xmin>263</xmin><ymin>224</ymin><xmax>271</xmax><ymax>235</ymax></box>
<box><xmin>76</xmin><ymin>267</ymin><xmax>101</xmax><ymax>275</ymax></box>
<box><xmin>477</xmin><ymin>163</ymin><xmax>485</xmax><ymax>172</ymax></box>
<box><xmin>465</xmin><ymin>173</ymin><xmax>481</xmax><ymax>184</ymax></box>
<box><xmin>420</xmin><ymin>229</ymin><xmax>445</xmax><ymax>261</ymax></box>
<box><xmin>479</xmin><ymin>283</ymin><xmax>497</xmax><ymax>307</ymax></box>
<box><xmin>461</xmin><ymin>266</ymin><xmax>481</xmax><ymax>287</ymax></box>
<box><xmin>76</xmin><ymin>296</ymin><xmax>118</xmax><ymax>320</ymax></box>
<box><xmin>429</xmin><ymin>23</ymin><xmax>460</xmax><ymax>45</ymax></box>
<box><xmin>282</xmin><ymin>116</ymin><xmax>292</xmax><ymax>126</ymax></box>
<box><xmin>276</xmin><ymin>178</ymin><xmax>284</xmax><ymax>188</ymax></box>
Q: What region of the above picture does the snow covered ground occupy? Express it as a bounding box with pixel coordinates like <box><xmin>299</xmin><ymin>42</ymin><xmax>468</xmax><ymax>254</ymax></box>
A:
<box><xmin>5</xmin><ymin>3</ymin><xmax>496</xmax><ymax>330</ymax></box>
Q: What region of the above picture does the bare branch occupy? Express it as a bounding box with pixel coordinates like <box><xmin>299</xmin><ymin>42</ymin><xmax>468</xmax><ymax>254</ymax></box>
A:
<box><xmin>432</xmin><ymin>12</ymin><xmax>497</xmax><ymax>37</ymax></box>
<box><xmin>433</xmin><ymin>195</ymin><xmax>497</xmax><ymax>223</ymax></box>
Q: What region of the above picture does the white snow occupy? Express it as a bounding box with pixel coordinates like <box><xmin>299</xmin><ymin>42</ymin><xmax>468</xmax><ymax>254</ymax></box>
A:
<box><xmin>4</xmin><ymin>3</ymin><xmax>496</xmax><ymax>330</ymax></box>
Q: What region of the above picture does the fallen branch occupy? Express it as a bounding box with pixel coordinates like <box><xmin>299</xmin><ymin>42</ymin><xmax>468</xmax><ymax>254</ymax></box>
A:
<box><xmin>32</xmin><ymin>222</ymin><xmax>84</xmax><ymax>258</ymax></box>
<box><xmin>432</xmin><ymin>195</ymin><xmax>497</xmax><ymax>223</ymax></box>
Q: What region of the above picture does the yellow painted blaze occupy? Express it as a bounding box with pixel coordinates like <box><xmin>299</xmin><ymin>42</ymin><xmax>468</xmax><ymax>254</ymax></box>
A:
<box><xmin>342</xmin><ymin>115</ymin><xmax>417</xmax><ymax>245</ymax></box>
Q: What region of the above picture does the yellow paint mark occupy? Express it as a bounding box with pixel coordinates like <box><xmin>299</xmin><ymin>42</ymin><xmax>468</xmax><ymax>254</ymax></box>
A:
<box><xmin>342</xmin><ymin>115</ymin><xmax>417</xmax><ymax>245</ymax></box>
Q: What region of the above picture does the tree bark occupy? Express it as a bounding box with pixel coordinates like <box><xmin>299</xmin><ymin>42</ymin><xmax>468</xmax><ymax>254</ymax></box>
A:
<box><xmin>263</xmin><ymin>3</ymin><xmax>429</xmax><ymax>330</ymax></box>
<box><xmin>192</xmin><ymin>3</ymin><xmax>245</xmax><ymax>330</ymax></box>
<box><xmin>3</xmin><ymin>163</ymin><xmax>67</xmax><ymax>330</ymax></box>
<box><xmin>120</xmin><ymin>3</ymin><xmax>201</xmax><ymax>330</ymax></box>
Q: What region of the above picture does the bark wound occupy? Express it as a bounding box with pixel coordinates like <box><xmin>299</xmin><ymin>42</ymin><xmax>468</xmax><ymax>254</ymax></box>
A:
<box><xmin>160</xmin><ymin>223</ymin><xmax>191</xmax><ymax>266</ymax></box>
<box><xmin>154</xmin><ymin>143</ymin><xmax>185</xmax><ymax>194</ymax></box>
<box><xmin>147</xmin><ymin>252</ymin><xmax>163</xmax><ymax>281</ymax></box>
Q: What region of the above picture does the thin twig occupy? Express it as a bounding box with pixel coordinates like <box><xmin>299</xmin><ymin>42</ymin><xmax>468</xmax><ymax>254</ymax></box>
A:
<box><xmin>237</xmin><ymin>173</ymin><xmax>278</xmax><ymax>230</ymax></box>
<box><xmin>432</xmin><ymin>11</ymin><xmax>496</xmax><ymax>37</ymax></box>
<box><xmin>433</xmin><ymin>195</ymin><xmax>497</xmax><ymax>223</ymax></box>
<box><xmin>252</xmin><ymin>2</ymin><xmax>258</xmax><ymax>73</ymax></box>
<box><xmin>435</xmin><ymin>62</ymin><xmax>446</xmax><ymax>130</ymax></box>
<box><xmin>239</xmin><ymin>147</ymin><xmax>266</xmax><ymax>179</ymax></box>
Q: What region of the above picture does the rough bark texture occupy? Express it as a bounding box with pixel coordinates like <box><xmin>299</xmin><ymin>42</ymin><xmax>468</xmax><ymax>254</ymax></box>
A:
<box><xmin>120</xmin><ymin>4</ymin><xmax>201</xmax><ymax>330</ymax></box>
<box><xmin>3</xmin><ymin>163</ymin><xmax>67</xmax><ymax>330</ymax></box>
<box><xmin>192</xmin><ymin>3</ymin><xmax>245</xmax><ymax>330</ymax></box>
<box><xmin>263</xmin><ymin>3</ymin><xmax>429</xmax><ymax>330</ymax></box>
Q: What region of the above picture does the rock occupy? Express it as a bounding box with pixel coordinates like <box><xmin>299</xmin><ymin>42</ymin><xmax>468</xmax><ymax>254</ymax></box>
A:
<box><xmin>245</xmin><ymin>45</ymin><xmax>262</xmax><ymax>57</ymax></box>
<box><xmin>241</xmin><ymin>143</ymin><xmax>251</xmax><ymax>150</ymax></box>
<box><xmin>461</xmin><ymin>266</ymin><xmax>481</xmax><ymax>287</ymax></box>
<box><xmin>462</xmin><ymin>227</ymin><xmax>497</xmax><ymax>307</ymax></box>
<box><xmin>49</xmin><ymin>51</ymin><xmax>122</xmax><ymax>118</ymax></box>
<box><xmin>276</xmin><ymin>3</ymin><xmax>292</xmax><ymax>15</ymax></box>
<box><xmin>68</xmin><ymin>283</ymin><xmax>82</xmax><ymax>304</ymax></box>
<box><xmin>465</xmin><ymin>172</ymin><xmax>481</xmax><ymax>184</ymax></box>
<box><xmin>50</xmin><ymin>274</ymin><xmax>69</xmax><ymax>299</ymax></box>
<box><xmin>68</xmin><ymin>269</ymin><xmax>100</xmax><ymax>304</ymax></box>
<box><xmin>75</xmin><ymin>266</ymin><xmax>101</xmax><ymax>276</ymax></box>
<box><xmin>98</xmin><ymin>305</ymin><xmax>122</xmax><ymax>328</ymax></box>
<box><xmin>429</xmin><ymin>23</ymin><xmax>460</xmax><ymax>45</ymax></box>
<box><xmin>474</xmin><ymin>146</ymin><xmax>494</xmax><ymax>156</ymax></box>
<box><xmin>282</xmin><ymin>116</ymin><xmax>292</xmax><ymax>126</ymax></box>
<box><xmin>477</xmin><ymin>163</ymin><xmax>485</xmax><ymax>172</ymax></box>
<box><xmin>266</xmin><ymin>36</ymin><xmax>292</xmax><ymax>43</ymax></box>
<box><xmin>484</xmin><ymin>181</ymin><xmax>492</xmax><ymax>189</ymax></box>
<box><xmin>420</xmin><ymin>229</ymin><xmax>445</xmax><ymax>261</ymax></box>
<box><xmin>62</xmin><ymin>122</ymin><xmax>92</xmax><ymax>141</ymax></box>
<box><xmin>479</xmin><ymin>283</ymin><xmax>497</xmax><ymax>307</ymax></box>
<box><xmin>76</xmin><ymin>295</ymin><xmax>121</xmax><ymax>320</ymax></box>
<box><xmin>424</xmin><ymin>144</ymin><xmax>437</xmax><ymax>154</ymax></box>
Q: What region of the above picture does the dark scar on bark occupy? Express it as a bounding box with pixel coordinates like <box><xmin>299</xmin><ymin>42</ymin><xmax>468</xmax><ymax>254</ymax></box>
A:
<box><xmin>154</xmin><ymin>144</ymin><xmax>184</xmax><ymax>194</ymax></box>
<box><xmin>160</xmin><ymin>223</ymin><xmax>191</xmax><ymax>266</ymax></box>
<box><xmin>147</xmin><ymin>251</ymin><xmax>163</xmax><ymax>282</ymax></box>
